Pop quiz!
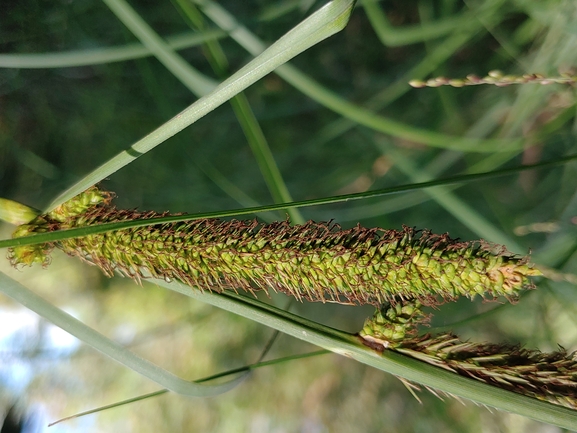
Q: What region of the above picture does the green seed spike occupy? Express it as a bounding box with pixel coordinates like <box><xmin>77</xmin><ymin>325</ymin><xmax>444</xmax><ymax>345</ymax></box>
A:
<box><xmin>359</xmin><ymin>301</ymin><xmax>427</xmax><ymax>347</ymax></box>
<box><xmin>359</xmin><ymin>302</ymin><xmax>577</xmax><ymax>410</ymax></box>
<box><xmin>9</xmin><ymin>187</ymin><xmax>541</xmax><ymax>306</ymax></box>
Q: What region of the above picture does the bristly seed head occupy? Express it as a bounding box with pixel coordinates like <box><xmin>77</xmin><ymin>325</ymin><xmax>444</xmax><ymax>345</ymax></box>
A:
<box><xmin>360</xmin><ymin>302</ymin><xmax>577</xmax><ymax>410</ymax></box>
<box><xmin>9</xmin><ymin>187</ymin><xmax>541</xmax><ymax>306</ymax></box>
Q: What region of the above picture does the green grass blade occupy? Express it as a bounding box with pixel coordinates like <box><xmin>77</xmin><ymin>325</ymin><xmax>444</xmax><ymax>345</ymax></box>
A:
<box><xmin>175</xmin><ymin>0</ymin><xmax>304</xmax><ymax>223</ymax></box>
<box><xmin>227</xmin><ymin>95</ymin><xmax>305</xmax><ymax>224</ymax></box>
<box><xmin>376</xmin><ymin>142</ymin><xmax>524</xmax><ymax>252</ymax></box>
<box><xmin>0</xmin><ymin>31</ymin><xmax>226</xmax><ymax>68</ymax></box>
<box><xmin>155</xmin><ymin>278</ymin><xmax>577</xmax><ymax>431</ymax></box>
<box><xmin>311</xmin><ymin>9</ymin><xmax>503</xmax><ymax>147</ymax></box>
<box><xmin>102</xmin><ymin>0</ymin><xmax>217</xmax><ymax>94</ymax></box>
<box><xmin>361</xmin><ymin>0</ymin><xmax>468</xmax><ymax>46</ymax></box>
<box><xmin>2</xmin><ymin>154</ymin><xmax>575</xmax><ymax>249</ymax></box>
<box><xmin>44</xmin><ymin>0</ymin><xmax>357</xmax><ymax>212</ymax></box>
<box><xmin>197</xmin><ymin>0</ymin><xmax>522</xmax><ymax>153</ymax></box>
<box><xmin>0</xmin><ymin>271</ymin><xmax>247</xmax><ymax>396</ymax></box>
<box><xmin>49</xmin><ymin>350</ymin><xmax>328</xmax><ymax>426</ymax></box>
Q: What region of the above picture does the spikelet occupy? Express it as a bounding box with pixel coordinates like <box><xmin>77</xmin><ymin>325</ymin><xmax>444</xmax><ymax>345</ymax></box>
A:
<box><xmin>409</xmin><ymin>70</ymin><xmax>577</xmax><ymax>88</ymax></box>
<box><xmin>9</xmin><ymin>187</ymin><xmax>540</xmax><ymax>306</ymax></box>
<box><xmin>359</xmin><ymin>303</ymin><xmax>577</xmax><ymax>410</ymax></box>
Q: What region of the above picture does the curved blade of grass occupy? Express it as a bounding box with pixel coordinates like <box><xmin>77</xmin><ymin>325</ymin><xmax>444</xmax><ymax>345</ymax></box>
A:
<box><xmin>497</xmin><ymin>2</ymin><xmax>577</xmax><ymax>139</ymax></box>
<box><xmin>228</xmin><ymin>93</ymin><xmax>305</xmax><ymax>224</ymax></box>
<box><xmin>48</xmin><ymin>307</ymin><xmax>285</xmax><ymax>425</ymax></box>
<box><xmin>317</xmin><ymin>0</ymin><xmax>518</xmax><ymax>148</ymax></box>
<box><xmin>1</xmin><ymin>153</ymin><xmax>575</xmax><ymax>249</ymax></box>
<box><xmin>361</xmin><ymin>0</ymin><xmax>469</xmax><ymax>46</ymax></box>
<box><xmin>102</xmin><ymin>0</ymin><xmax>217</xmax><ymax>95</ymax></box>
<box><xmin>0</xmin><ymin>31</ymin><xmax>226</xmax><ymax>68</ymax></box>
<box><xmin>108</xmin><ymin>0</ymin><xmax>302</xmax><ymax>222</ymax></box>
<box><xmin>0</xmin><ymin>271</ymin><xmax>247</xmax><ymax>396</ymax></box>
<box><xmin>174</xmin><ymin>0</ymin><xmax>304</xmax><ymax>224</ymax></box>
<box><xmin>307</xmin><ymin>27</ymin><xmax>490</xmax><ymax>146</ymax></box>
<box><xmin>52</xmin><ymin>318</ymin><xmax>292</xmax><ymax>425</ymax></box>
<box><xmin>375</xmin><ymin>140</ymin><xmax>524</xmax><ymax>252</ymax></box>
<box><xmin>196</xmin><ymin>0</ymin><xmax>522</xmax><ymax>153</ymax></box>
<box><xmin>258</xmin><ymin>0</ymin><xmax>316</xmax><ymax>21</ymax></box>
<box><xmin>311</xmin><ymin>190</ymin><xmax>431</xmax><ymax>222</ymax></box>
<box><xmin>312</xmin><ymin>2</ymin><xmax>506</xmax><ymax>148</ymax></box>
<box><xmin>44</xmin><ymin>0</ymin><xmax>357</xmax><ymax>212</ymax></box>
<box><xmin>155</xmin><ymin>278</ymin><xmax>577</xmax><ymax>431</ymax></box>
<box><xmin>49</xmin><ymin>350</ymin><xmax>328</xmax><ymax>426</ymax></box>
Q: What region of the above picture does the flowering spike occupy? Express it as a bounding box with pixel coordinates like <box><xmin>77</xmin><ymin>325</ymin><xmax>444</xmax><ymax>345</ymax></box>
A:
<box><xmin>9</xmin><ymin>187</ymin><xmax>540</xmax><ymax>306</ymax></box>
<box><xmin>359</xmin><ymin>301</ymin><xmax>427</xmax><ymax>348</ymax></box>
<box><xmin>359</xmin><ymin>302</ymin><xmax>577</xmax><ymax>410</ymax></box>
<box><xmin>409</xmin><ymin>71</ymin><xmax>577</xmax><ymax>88</ymax></box>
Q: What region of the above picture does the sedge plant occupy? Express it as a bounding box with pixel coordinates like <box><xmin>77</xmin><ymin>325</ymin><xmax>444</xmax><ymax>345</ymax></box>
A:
<box><xmin>1</xmin><ymin>0</ymin><xmax>577</xmax><ymax>431</ymax></box>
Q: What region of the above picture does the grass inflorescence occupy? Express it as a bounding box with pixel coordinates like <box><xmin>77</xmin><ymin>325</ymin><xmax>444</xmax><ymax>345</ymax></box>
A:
<box><xmin>360</xmin><ymin>302</ymin><xmax>577</xmax><ymax>410</ymax></box>
<box><xmin>409</xmin><ymin>70</ymin><xmax>577</xmax><ymax>88</ymax></box>
<box><xmin>9</xmin><ymin>187</ymin><xmax>540</xmax><ymax>307</ymax></box>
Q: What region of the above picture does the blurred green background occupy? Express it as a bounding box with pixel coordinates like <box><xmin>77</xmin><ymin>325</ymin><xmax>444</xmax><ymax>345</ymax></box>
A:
<box><xmin>1</xmin><ymin>0</ymin><xmax>577</xmax><ymax>431</ymax></box>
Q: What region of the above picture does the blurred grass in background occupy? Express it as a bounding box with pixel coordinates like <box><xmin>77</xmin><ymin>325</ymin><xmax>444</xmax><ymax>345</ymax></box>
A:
<box><xmin>1</xmin><ymin>0</ymin><xmax>577</xmax><ymax>431</ymax></box>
